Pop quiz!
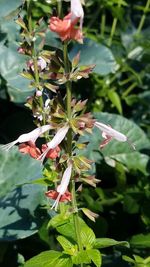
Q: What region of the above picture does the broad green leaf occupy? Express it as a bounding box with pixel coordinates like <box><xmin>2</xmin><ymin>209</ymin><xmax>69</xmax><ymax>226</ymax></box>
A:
<box><xmin>93</xmin><ymin>238</ymin><xmax>129</xmax><ymax>249</ymax></box>
<box><xmin>72</xmin><ymin>250</ymin><xmax>91</xmax><ymax>265</ymax></box>
<box><xmin>113</xmin><ymin>152</ymin><xmax>149</xmax><ymax>176</ymax></box>
<box><xmin>0</xmin><ymin>45</ymin><xmax>34</xmax><ymax>103</ymax></box>
<box><xmin>70</xmin><ymin>38</ymin><xmax>118</xmax><ymax>76</ymax></box>
<box><xmin>88</xmin><ymin>249</ymin><xmax>102</xmax><ymax>267</ymax></box>
<box><xmin>80</xmin><ymin>222</ymin><xmax>96</xmax><ymax>248</ymax></box>
<box><xmin>0</xmin><ymin>147</ymin><xmax>42</xmax><ymax>198</ymax></box>
<box><xmin>24</xmin><ymin>251</ymin><xmax>62</xmax><ymax>267</ymax></box>
<box><xmin>0</xmin><ymin>147</ymin><xmax>49</xmax><ymax>240</ymax></box>
<box><xmin>80</xmin><ymin>112</ymin><xmax>150</xmax><ymax>174</ymax></box>
<box><xmin>0</xmin><ymin>0</ymin><xmax>22</xmax><ymax>19</ymax></box>
<box><xmin>0</xmin><ymin>184</ymin><xmax>47</xmax><ymax>241</ymax></box>
<box><xmin>56</xmin><ymin>216</ymin><xmax>96</xmax><ymax>248</ymax></box>
<box><xmin>130</xmin><ymin>234</ymin><xmax>150</xmax><ymax>248</ymax></box>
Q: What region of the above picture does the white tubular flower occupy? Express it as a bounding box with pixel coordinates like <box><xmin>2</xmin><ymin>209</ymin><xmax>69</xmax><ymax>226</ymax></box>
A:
<box><xmin>94</xmin><ymin>121</ymin><xmax>135</xmax><ymax>150</ymax></box>
<box><xmin>94</xmin><ymin>121</ymin><xmax>127</xmax><ymax>142</ymax></box>
<box><xmin>1</xmin><ymin>125</ymin><xmax>51</xmax><ymax>151</ymax></box>
<box><xmin>51</xmin><ymin>162</ymin><xmax>73</xmax><ymax>210</ymax></box>
<box><xmin>38</xmin><ymin>124</ymin><xmax>69</xmax><ymax>162</ymax></box>
<box><xmin>71</xmin><ymin>0</ymin><xmax>84</xmax><ymax>29</ymax></box>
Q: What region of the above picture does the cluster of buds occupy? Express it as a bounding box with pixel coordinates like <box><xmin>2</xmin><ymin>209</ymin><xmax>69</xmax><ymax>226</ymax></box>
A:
<box><xmin>0</xmin><ymin>0</ymin><xmax>135</xmax><ymax>214</ymax></box>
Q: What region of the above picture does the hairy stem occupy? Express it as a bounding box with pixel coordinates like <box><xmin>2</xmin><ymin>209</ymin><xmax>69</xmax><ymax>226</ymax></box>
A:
<box><xmin>63</xmin><ymin>42</ymin><xmax>83</xmax><ymax>266</ymax></box>
<box><xmin>137</xmin><ymin>0</ymin><xmax>150</xmax><ymax>34</ymax></box>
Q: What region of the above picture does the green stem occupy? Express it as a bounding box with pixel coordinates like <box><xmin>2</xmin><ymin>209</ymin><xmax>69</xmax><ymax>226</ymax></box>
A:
<box><xmin>57</xmin><ymin>0</ymin><xmax>62</xmax><ymax>18</ymax></box>
<box><xmin>122</xmin><ymin>82</ymin><xmax>137</xmax><ymax>97</ymax></box>
<box><xmin>72</xmin><ymin>180</ymin><xmax>83</xmax><ymax>267</ymax></box>
<box><xmin>108</xmin><ymin>0</ymin><xmax>121</xmax><ymax>46</ymax></box>
<box><xmin>27</xmin><ymin>0</ymin><xmax>32</xmax><ymax>33</ymax></box>
<box><xmin>27</xmin><ymin>0</ymin><xmax>45</xmax><ymax>124</ymax></box>
<box><xmin>63</xmin><ymin>42</ymin><xmax>83</xmax><ymax>266</ymax></box>
<box><xmin>63</xmin><ymin>42</ymin><xmax>72</xmax><ymax>155</ymax></box>
<box><xmin>137</xmin><ymin>0</ymin><xmax>150</xmax><ymax>34</ymax></box>
<box><xmin>101</xmin><ymin>12</ymin><xmax>106</xmax><ymax>38</ymax></box>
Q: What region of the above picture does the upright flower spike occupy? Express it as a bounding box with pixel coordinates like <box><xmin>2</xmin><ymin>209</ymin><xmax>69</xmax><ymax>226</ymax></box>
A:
<box><xmin>94</xmin><ymin>121</ymin><xmax>135</xmax><ymax>149</ymax></box>
<box><xmin>38</xmin><ymin>124</ymin><xmax>69</xmax><ymax>162</ymax></box>
<box><xmin>1</xmin><ymin>125</ymin><xmax>51</xmax><ymax>151</ymax></box>
<box><xmin>51</xmin><ymin>162</ymin><xmax>73</xmax><ymax>211</ymax></box>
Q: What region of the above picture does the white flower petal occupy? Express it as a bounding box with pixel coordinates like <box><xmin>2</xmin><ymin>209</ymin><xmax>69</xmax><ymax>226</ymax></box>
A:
<box><xmin>38</xmin><ymin>124</ymin><xmax>69</xmax><ymax>162</ymax></box>
<box><xmin>57</xmin><ymin>162</ymin><xmax>73</xmax><ymax>195</ymax></box>
<box><xmin>1</xmin><ymin>124</ymin><xmax>51</xmax><ymax>151</ymax></box>
<box><xmin>71</xmin><ymin>0</ymin><xmax>84</xmax><ymax>29</ymax></box>
<box><xmin>94</xmin><ymin>121</ymin><xmax>127</xmax><ymax>142</ymax></box>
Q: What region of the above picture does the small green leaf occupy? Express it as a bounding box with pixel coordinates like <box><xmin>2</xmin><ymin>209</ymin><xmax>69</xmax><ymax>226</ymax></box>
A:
<box><xmin>130</xmin><ymin>234</ymin><xmax>150</xmax><ymax>248</ymax></box>
<box><xmin>88</xmin><ymin>249</ymin><xmax>102</xmax><ymax>267</ymax></box>
<box><xmin>20</xmin><ymin>72</ymin><xmax>34</xmax><ymax>80</ymax></box>
<box><xmin>93</xmin><ymin>238</ymin><xmax>129</xmax><ymax>249</ymax></box>
<box><xmin>72</xmin><ymin>250</ymin><xmax>91</xmax><ymax>265</ymax></box>
<box><xmin>108</xmin><ymin>90</ymin><xmax>122</xmax><ymax>114</ymax></box>
<box><xmin>80</xmin><ymin>222</ymin><xmax>96</xmax><ymax>248</ymax></box>
<box><xmin>15</xmin><ymin>17</ymin><xmax>27</xmax><ymax>30</ymax></box>
<box><xmin>122</xmin><ymin>255</ymin><xmax>135</xmax><ymax>264</ymax></box>
<box><xmin>57</xmin><ymin>236</ymin><xmax>75</xmax><ymax>253</ymax></box>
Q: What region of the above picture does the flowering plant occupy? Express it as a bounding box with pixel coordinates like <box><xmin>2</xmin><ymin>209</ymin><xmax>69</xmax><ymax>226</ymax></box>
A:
<box><xmin>2</xmin><ymin>0</ymin><xmax>150</xmax><ymax>266</ymax></box>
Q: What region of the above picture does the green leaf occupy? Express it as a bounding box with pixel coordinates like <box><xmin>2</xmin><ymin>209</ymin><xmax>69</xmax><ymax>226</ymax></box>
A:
<box><xmin>57</xmin><ymin>236</ymin><xmax>75</xmax><ymax>252</ymax></box>
<box><xmin>0</xmin><ymin>147</ymin><xmax>42</xmax><ymax>198</ymax></box>
<box><xmin>0</xmin><ymin>183</ymin><xmax>47</xmax><ymax>241</ymax></box>
<box><xmin>93</xmin><ymin>238</ymin><xmax>129</xmax><ymax>249</ymax></box>
<box><xmin>0</xmin><ymin>0</ymin><xmax>22</xmax><ymax>19</ymax></box>
<box><xmin>107</xmin><ymin>90</ymin><xmax>122</xmax><ymax>114</ymax></box>
<box><xmin>122</xmin><ymin>255</ymin><xmax>135</xmax><ymax>264</ymax></box>
<box><xmin>0</xmin><ymin>44</ymin><xmax>34</xmax><ymax>103</ymax></box>
<box><xmin>70</xmin><ymin>38</ymin><xmax>118</xmax><ymax>76</ymax></box>
<box><xmin>80</xmin><ymin>221</ymin><xmax>96</xmax><ymax>248</ymax></box>
<box><xmin>130</xmin><ymin>234</ymin><xmax>150</xmax><ymax>248</ymax></box>
<box><xmin>56</xmin><ymin>216</ymin><xmax>96</xmax><ymax>248</ymax></box>
<box><xmin>72</xmin><ymin>250</ymin><xmax>91</xmax><ymax>265</ymax></box>
<box><xmin>0</xmin><ymin>147</ymin><xmax>49</xmax><ymax>241</ymax></box>
<box><xmin>123</xmin><ymin>195</ymin><xmax>139</xmax><ymax>214</ymax></box>
<box><xmin>24</xmin><ymin>251</ymin><xmax>65</xmax><ymax>267</ymax></box>
<box><xmin>88</xmin><ymin>249</ymin><xmax>102</xmax><ymax>267</ymax></box>
<box><xmin>48</xmin><ymin>212</ymin><xmax>71</xmax><ymax>229</ymax></box>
